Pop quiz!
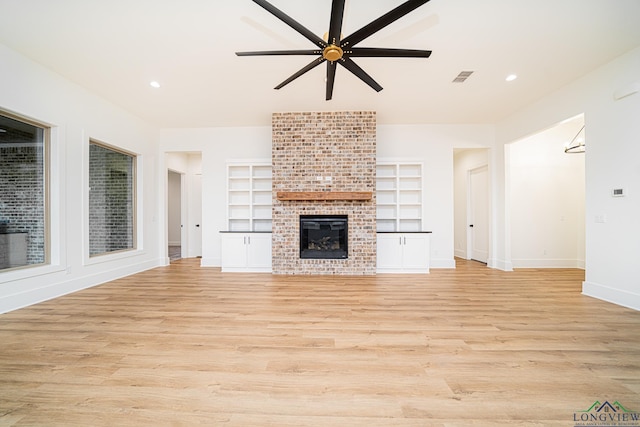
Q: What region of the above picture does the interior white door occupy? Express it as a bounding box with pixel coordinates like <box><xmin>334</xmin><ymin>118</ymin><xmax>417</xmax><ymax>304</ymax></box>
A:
<box><xmin>190</xmin><ymin>173</ymin><xmax>202</xmax><ymax>258</ymax></box>
<box><xmin>469</xmin><ymin>166</ymin><xmax>489</xmax><ymax>263</ymax></box>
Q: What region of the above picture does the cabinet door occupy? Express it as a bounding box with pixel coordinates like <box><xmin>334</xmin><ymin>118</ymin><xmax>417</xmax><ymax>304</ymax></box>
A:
<box><xmin>221</xmin><ymin>234</ymin><xmax>248</xmax><ymax>269</ymax></box>
<box><xmin>376</xmin><ymin>234</ymin><xmax>404</xmax><ymax>270</ymax></box>
<box><xmin>401</xmin><ymin>234</ymin><xmax>430</xmax><ymax>271</ymax></box>
<box><xmin>246</xmin><ymin>233</ymin><xmax>272</xmax><ymax>271</ymax></box>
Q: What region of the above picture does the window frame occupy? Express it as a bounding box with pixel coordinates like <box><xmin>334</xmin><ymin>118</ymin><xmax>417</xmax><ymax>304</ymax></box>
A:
<box><xmin>0</xmin><ymin>109</ymin><xmax>50</xmax><ymax>273</ymax></box>
<box><xmin>87</xmin><ymin>138</ymin><xmax>138</xmax><ymax>259</ymax></box>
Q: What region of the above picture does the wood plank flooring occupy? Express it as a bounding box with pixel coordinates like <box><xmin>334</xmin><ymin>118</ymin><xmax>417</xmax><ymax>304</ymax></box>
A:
<box><xmin>1</xmin><ymin>259</ymin><xmax>639</xmax><ymax>426</ymax></box>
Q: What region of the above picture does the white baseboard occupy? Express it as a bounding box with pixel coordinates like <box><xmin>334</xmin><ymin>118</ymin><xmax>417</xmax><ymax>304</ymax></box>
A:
<box><xmin>512</xmin><ymin>258</ymin><xmax>585</xmax><ymax>269</ymax></box>
<box><xmin>582</xmin><ymin>280</ymin><xmax>640</xmax><ymax>311</ymax></box>
<box><xmin>430</xmin><ymin>258</ymin><xmax>456</xmax><ymax>269</ymax></box>
<box><xmin>454</xmin><ymin>249</ymin><xmax>466</xmax><ymax>259</ymax></box>
<box><xmin>200</xmin><ymin>257</ymin><xmax>221</xmax><ymax>267</ymax></box>
<box><xmin>487</xmin><ymin>258</ymin><xmax>513</xmax><ymax>271</ymax></box>
<box><xmin>168</xmin><ymin>241</ymin><xmax>181</xmax><ymax>246</ymax></box>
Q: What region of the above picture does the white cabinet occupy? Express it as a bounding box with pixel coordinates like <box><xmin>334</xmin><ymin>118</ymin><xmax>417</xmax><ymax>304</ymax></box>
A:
<box><xmin>377</xmin><ymin>232</ymin><xmax>430</xmax><ymax>273</ymax></box>
<box><xmin>376</xmin><ymin>163</ymin><xmax>422</xmax><ymax>232</ymax></box>
<box><xmin>227</xmin><ymin>163</ymin><xmax>272</xmax><ymax>232</ymax></box>
<box><xmin>220</xmin><ymin>232</ymin><xmax>272</xmax><ymax>272</ymax></box>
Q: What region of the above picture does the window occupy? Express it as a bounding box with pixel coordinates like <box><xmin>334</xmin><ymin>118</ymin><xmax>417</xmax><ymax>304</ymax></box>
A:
<box><xmin>0</xmin><ymin>111</ymin><xmax>49</xmax><ymax>271</ymax></box>
<box><xmin>89</xmin><ymin>141</ymin><xmax>136</xmax><ymax>256</ymax></box>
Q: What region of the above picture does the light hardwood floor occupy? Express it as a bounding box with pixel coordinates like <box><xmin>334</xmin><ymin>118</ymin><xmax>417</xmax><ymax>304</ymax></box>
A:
<box><xmin>1</xmin><ymin>259</ymin><xmax>639</xmax><ymax>426</ymax></box>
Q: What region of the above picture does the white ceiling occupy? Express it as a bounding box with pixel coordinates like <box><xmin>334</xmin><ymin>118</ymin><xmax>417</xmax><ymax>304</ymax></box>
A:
<box><xmin>1</xmin><ymin>0</ymin><xmax>639</xmax><ymax>128</ymax></box>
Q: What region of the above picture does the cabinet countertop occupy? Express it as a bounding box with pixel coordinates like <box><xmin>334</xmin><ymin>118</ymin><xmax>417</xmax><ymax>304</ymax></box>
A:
<box><xmin>377</xmin><ymin>231</ymin><xmax>432</xmax><ymax>234</ymax></box>
<box><xmin>220</xmin><ymin>231</ymin><xmax>272</xmax><ymax>234</ymax></box>
<box><xmin>220</xmin><ymin>231</ymin><xmax>430</xmax><ymax>234</ymax></box>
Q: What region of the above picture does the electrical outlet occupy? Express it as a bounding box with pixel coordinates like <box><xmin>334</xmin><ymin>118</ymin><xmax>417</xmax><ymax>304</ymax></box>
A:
<box><xmin>595</xmin><ymin>214</ymin><xmax>607</xmax><ymax>223</ymax></box>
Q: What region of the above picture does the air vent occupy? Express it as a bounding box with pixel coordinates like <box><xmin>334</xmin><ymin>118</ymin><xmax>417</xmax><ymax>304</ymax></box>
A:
<box><xmin>452</xmin><ymin>70</ymin><xmax>474</xmax><ymax>83</ymax></box>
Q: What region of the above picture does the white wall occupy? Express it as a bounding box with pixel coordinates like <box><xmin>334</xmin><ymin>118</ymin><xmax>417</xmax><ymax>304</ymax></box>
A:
<box><xmin>377</xmin><ymin>124</ymin><xmax>494</xmax><ymax>268</ymax></box>
<box><xmin>159</xmin><ymin>123</ymin><xmax>494</xmax><ymax>270</ymax></box>
<box><xmin>496</xmin><ymin>46</ymin><xmax>640</xmax><ymax>310</ymax></box>
<box><xmin>159</xmin><ymin>127</ymin><xmax>272</xmax><ymax>267</ymax></box>
<box><xmin>509</xmin><ymin>121</ymin><xmax>585</xmax><ymax>268</ymax></box>
<box><xmin>0</xmin><ymin>43</ymin><xmax>161</xmax><ymax>313</ymax></box>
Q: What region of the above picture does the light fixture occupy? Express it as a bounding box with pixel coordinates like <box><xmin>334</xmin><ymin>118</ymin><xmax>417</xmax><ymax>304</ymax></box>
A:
<box><xmin>149</xmin><ymin>81</ymin><xmax>161</xmax><ymax>88</ymax></box>
<box><xmin>564</xmin><ymin>125</ymin><xmax>585</xmax><ymax>153</ymax></box>
<box><xmin>505</xmin><ymin>74</ymin><xmax>518</xmax><ymax>82</ymax></box>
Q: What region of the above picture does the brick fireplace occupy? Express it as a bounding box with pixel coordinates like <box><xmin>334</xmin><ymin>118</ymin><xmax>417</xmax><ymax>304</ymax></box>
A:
<box><xmin>271</xmin><ymin>111</ymin><xmax>376</xmax><ymax>275</ymax></box>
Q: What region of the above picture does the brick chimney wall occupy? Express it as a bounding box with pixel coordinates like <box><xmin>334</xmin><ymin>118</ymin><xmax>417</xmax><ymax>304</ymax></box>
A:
<box><xmin>271</xmin><ymin>111</ymin><xmax>377</xmax><ymax>275</ymax></box>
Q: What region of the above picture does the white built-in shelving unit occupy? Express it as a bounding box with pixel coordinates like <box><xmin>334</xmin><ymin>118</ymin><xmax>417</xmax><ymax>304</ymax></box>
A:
<box><xmin>227</xmin><ymin>163</ymin><xmax>272</xmax><ymax>232</ymax></box>
<box><xmin>376</xmin><ymin>162</ymin><xmax>423</xmax><ymax>232</ymax></box>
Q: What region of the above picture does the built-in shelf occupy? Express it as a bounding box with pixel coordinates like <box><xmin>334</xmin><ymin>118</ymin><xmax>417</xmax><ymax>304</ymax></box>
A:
<box><xmin>276</xmin><ymin>191</ymin><xmax>373</xmax><ymax>201</ymax></box>
<box><xmin>227</xmin><ymin>163</ymin><xmax>272</xmax><ymax>232</ymax></box>
<box><xmin>376</xmin><ymin>162</ymin><xmax>423</xmax><ymax>232</ymax></box>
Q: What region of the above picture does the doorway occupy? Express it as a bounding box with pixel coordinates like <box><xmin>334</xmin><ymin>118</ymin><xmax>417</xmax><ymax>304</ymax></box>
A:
<box><xmin>165</xmin><ymin>152</ymin><xmax>202</xmax><ymax>261</ymax></box>
<box><xmin>453</xmin><ymin>148</ymin><xmax>490</xmax><ymax>264</ymax></box>
<box><xmin>507</xmin><ymin>115</ymin><xmax>585</xmax><ymax>268</ymax></box>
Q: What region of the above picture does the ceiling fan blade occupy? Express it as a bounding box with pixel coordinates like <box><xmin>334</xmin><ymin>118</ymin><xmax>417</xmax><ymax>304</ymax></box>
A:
<box><xmin>252</xmin><ymin>0</ymin><xmax>326</xmax><ymax>49</ymax></box>
<box><xmin>341</xmin><ymin>0</ymin><xmax>431</xmax><ymax>48</ymax></box>
<box><xmin>326</xmin><ymin>61</ymin><xmax>338</xmax><ymax>100</ymax></box>
<box><xmin>236</xmin><ymin>49</ymin><xmax>320</xmax><ymax>56</ymax></box>
<box><xmin>347</xmin><ymin>47</ymin><xmax>431</xmax><ymax>58</ymax></box>
<box><xmin>328</xmin><ymin>0</ymin><xmax>346</xmax><ymax>45</ymax></box>
<box><xmin>275</xmin><ymin>57</ymin><xmax>327</xmax><ymax>90</ymax></box>
<box><xmin>338</xmin><ymin>57</ymin><xmax>383</xmax><ymax>92</ymax></box>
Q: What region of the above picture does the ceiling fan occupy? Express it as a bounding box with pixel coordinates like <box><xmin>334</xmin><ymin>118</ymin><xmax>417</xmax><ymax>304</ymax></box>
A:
<box><xmin>236</xmin><ymin>0</ymin><xmax>432</xmax><ymax>100</ymax></box>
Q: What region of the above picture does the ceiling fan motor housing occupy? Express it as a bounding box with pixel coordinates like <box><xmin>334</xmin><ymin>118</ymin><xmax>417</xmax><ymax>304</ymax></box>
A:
<box><xmin>323</xmin><ymin>45</ymin><xmax>344</xmax><ymax>62</ymax></box>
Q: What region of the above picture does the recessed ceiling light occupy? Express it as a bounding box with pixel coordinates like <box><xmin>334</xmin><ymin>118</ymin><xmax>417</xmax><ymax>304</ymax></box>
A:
<box><xmin>505</xmin><ymin>74</ymin><xmax>518</xmax><ymax>82</ymax></box>
<box><xmin>149</xmin><ymin>81</ymin><xmax>161</xmax><ymax>88</ymax></box>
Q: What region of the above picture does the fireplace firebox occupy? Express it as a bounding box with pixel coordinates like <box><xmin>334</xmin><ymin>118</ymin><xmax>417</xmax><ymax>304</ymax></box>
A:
<box><xmin>299</xmin><ymin>215</ymin><xmax>348</xmax><ymax>259</ymax></box>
